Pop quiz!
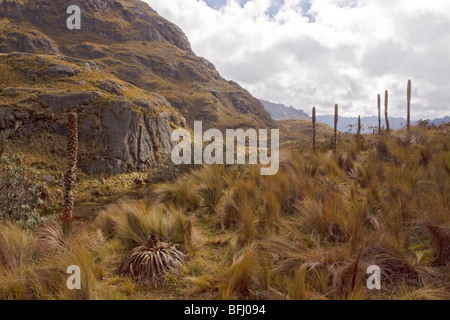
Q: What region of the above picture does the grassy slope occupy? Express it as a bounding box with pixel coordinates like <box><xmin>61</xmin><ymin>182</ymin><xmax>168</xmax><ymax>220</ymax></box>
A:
<box><xmin>277</xmin><ymin>119</ymin><xmax>336</xmax><ymax>148</ymax></box>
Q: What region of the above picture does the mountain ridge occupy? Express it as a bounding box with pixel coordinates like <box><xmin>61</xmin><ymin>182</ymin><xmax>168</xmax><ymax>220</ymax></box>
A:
<box><xmin>260</xmin><ymin>99</ymin><xmax>309</xmax><ymax>121</ymax></box>
<box><xmin>260</xmin><ymin>99</ymin><xmax>449</xmax><ymax>133</ymax></box>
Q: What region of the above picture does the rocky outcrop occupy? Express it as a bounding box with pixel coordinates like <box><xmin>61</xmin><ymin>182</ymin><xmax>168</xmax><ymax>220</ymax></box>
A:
<box><xmin>0</xmin><ymin>32</ymin><xmax>59</xmax><ymax>55</ymax></box>
<box><xmin>0</xmin><ymin>95</ymin><xmax>182</xmax><ymax>174</ymax></box>
<box><xmin>97</xmin><ymin>80</ymin><xmax>125</xmax><ymax>95</ymax></box>
<box><xmin>82</xmin><ymin>98</ymin><xmax>178</xmax><ymax>174</ymax></box>
<box><xmin>39</xmin><ymin>64</ymin><xmax>81</xmax><ymax>78</ymax></box>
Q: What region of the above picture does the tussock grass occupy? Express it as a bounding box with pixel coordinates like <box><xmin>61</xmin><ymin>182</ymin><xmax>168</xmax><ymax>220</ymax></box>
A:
<box><xmin>95</xmin><ymin>200</ymin><xmax>193</xmax><ymax>251</ymax></box>
<box><xmin>0</xmin><ymin>124</ymin><xmax>448</xmax><ymax>300</ymax></box>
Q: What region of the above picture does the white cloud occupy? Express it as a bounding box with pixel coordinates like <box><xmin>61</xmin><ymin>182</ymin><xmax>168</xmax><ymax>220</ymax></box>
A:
<box><xmin>145</xmin><ymin>0</ymin><xmax>450</xmax><ymax>119</ymax></box>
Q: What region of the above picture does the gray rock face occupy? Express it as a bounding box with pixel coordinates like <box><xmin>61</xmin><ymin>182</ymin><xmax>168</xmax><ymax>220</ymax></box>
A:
<box><xmin>86</xmin><ymin>98</ymin><xmax>176</xmax><ymax>174</ymax></box>
<box><xmin>134</xmin><ymin>98</ymin><xmax>155</xmax><ymax>113</ymax></box>
<box><xmin>0</xmin><ymin>93</ymin><xmax>180</xmax><ymax>175</ymax></box>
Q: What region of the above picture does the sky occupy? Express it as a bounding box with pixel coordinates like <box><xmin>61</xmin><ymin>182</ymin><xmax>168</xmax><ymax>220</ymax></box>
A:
<box><xmin>145</xmin><ymin>0</ymin><xmax>450</xmax><ymax>119</ymax></box>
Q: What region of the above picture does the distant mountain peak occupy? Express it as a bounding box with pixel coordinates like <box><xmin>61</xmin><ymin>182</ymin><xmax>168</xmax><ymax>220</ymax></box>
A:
<box><xmin>260</xmin><ymin>99</ymin><xmax>310</xmax><ymax>121</ymax></box>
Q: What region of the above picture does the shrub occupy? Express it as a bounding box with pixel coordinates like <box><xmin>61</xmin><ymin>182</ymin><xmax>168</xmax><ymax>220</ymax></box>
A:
<box><xmin>0</xmin><ymin>144</ymin><xmax>49</xmax><ymax>229</ymax></box>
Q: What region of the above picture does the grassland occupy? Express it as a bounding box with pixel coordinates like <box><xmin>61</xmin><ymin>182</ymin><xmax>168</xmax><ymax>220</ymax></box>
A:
<box><xmin>0</xmin><ymin>123</ymin><xmax>449</xmax><ymax>300</ymax></box>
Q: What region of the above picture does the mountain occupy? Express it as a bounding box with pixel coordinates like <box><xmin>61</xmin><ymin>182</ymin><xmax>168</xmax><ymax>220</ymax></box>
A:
<box><xmin>0</xmin><ymin>0</ymin><xmax>274</xmax><ymax>174</ymax></box>
<box><xmin>260</xmin><ymin>99</ymin><xmax>310</xmax><ymax>121</ymax></box>
<box><xmin>318</xmin><ymin>115</ymin><xmax>449</xmax><ymax>133</ymax></box>
<box><xmin>259</xmin><ymin>98</ymin><xmax>448</xmax><ymax>133</ymax></box>
<box><xmin>430</xmin><ymin>116</ymin><xmax>450</xmax><ymax>126</ymax></box>
<box><xmin>316</xmin><ymin>116</ymin><xmax>409</xmax><ymax>134</ymax></box>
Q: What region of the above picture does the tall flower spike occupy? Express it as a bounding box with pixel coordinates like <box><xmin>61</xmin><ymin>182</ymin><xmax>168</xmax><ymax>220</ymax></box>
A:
<box><xmin>357</xmin><ymin>115</ymin><xmax>362</xmax><ymax>149</ymax></box>
<box><xmin>63</xmin><ymin>112</ymin><xmax>78</xmax><ymax>224</ymax></box>
<box><xmin>377</xmin><ymin>94</ymin><xmax>381</xmax><ymax>134</ymax></box>
<box><xmin>312</xmin><ymin>107</ymin><xmax>316</xmax><ymax>151</ymax></box>
<box><xmin>385</xmin><ymin>91</ymin><xmax>390</xmax><ymax>132</ymax></box>
<box><xmin>407</xmin><ymin>80</ymin><xmax>412</xmax><ymax>133</ymax></box>
<box><xmin>334</xmin><ymin>104</ymin><xmax>338</xmax><ymax>152</ymax></box>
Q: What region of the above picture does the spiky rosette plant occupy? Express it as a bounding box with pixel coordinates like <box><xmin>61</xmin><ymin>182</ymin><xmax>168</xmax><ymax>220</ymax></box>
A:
<box><xmin>119</xmin><ymin>234</ymin><xmax>188</xmax><ymax>285</ymax></box>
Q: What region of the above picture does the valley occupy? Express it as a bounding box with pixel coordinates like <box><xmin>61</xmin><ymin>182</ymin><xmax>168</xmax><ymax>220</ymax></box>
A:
<box><xmin>0</xmin><ymin>0</ymin><xmax>449</xmax><ymax>302</ymax></box>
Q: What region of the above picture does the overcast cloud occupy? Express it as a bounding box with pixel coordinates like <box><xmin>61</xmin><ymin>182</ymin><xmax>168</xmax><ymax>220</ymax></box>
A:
<box><xmin>145</xmin><ymin>0</ymin><xmax>450</xmax><ymax>119</ymax></box>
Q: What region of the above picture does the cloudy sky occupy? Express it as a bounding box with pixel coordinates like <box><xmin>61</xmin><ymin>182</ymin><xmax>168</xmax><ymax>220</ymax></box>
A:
<box><xmin>145</xmin><ymin>0</ymin><xmax>450</xmax><ymax>119</ymax></box>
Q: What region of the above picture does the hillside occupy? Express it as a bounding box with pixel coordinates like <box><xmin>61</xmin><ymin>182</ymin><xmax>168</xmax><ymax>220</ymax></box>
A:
<box><xmin>277</xmin><ymin>119</ymin><xmax>335</xmax><ymax>148</ymax></box>
<box><xmin>0</xmin><ymin>0</ymin><xmax>274</xmax><ymax>132</ymax></box>
<box><xmin>0</xmin><ymin>51</ymin><xmax>190</xmax><ymax>173</ymax></box>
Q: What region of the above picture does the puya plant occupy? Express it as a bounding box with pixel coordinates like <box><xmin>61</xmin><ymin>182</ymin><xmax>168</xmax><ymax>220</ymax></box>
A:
<box><xmin>407</xmin><ymin>80</ymin><xmax>412</xmax><ymax>133</ymax></box>
<box><xmin>63</xmin><ymin>112</ymin><xmax>78</xmax><ymax>225</ymax></box>
<box><xmin>357</xmin><ymin>115</ymin><xmax>362</xmax><ymax>150</ymax></box>
<box><xmin>118</xmin><ymin>234</ymin><xmax>188</xmax><ymax>285</ymax></box>
<box><xmin>334</xmin><ymin>104</ymin><xmax>338</xmax><ymax>152</ymax></box>
<box><xmin>385</xmin><ymin>90</ymin><xmax>390</xmax><ymax>132</ymax></box>
<box><xmin>378</xmin><ymin>94</ymin><xmax>381</xmax><ymax>134</ymax></box>
<box><xmin>312</xmin><ymin>107</ymin><xmax>317</xmax><ymax>151</ymax></box>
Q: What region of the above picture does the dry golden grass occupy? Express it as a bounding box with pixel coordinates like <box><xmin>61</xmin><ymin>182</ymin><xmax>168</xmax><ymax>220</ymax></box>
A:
<box><xmin>0</xmin><ymin>124</ymin><xmax>448</xmax><ymax>300</ymax></box>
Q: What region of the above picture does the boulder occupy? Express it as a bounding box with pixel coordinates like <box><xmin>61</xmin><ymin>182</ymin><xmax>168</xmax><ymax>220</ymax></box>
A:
<box><xmin>134</xmin><ymin>97</ymin><xmax>155</xmax><ymax>113</ymax></box>
<box><xmin>39</xmin><ymin>64</ymin><xmax>81</xmax><ymax>78</ymax></box>
<box><xmin>97</xmin><ymin>80</ymin><xmax>125</xmax><ymax>95</ymax></box>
